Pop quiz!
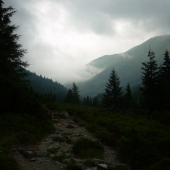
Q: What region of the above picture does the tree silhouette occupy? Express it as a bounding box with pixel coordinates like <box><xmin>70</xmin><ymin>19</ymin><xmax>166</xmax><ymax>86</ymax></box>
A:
<box><xmin>140</xmin><ymin>50</ymin><xmax>159</xmax><ymax>111</ymax></box>
<box><xmin>124</xmin><ymin>83</ymin><xmax>133</xmax><ymax>109</ymax></box>
<box><xmin>102</xmin><ymin>68</ymin><xmax>123</xmax><ymax>109</ymax></box>
<box><xmin>0</xmin><ymin>0</ymin><xmax>28</xmax><ymax>80</ymax></box>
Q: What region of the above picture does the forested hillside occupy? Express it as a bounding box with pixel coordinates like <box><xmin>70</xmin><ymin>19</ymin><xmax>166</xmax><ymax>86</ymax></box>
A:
<box><xmin>79</xmin><ymin>35</ymin><xmax>170</xmax><ymax>97</ymax></box>
<box><xmin>26</xmin><ymin>70</ymin><xmax>68</xmax><ymax>103</ymax></box>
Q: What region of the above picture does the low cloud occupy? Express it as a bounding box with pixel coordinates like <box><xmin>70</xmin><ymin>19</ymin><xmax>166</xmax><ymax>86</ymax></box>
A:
<box><xmin>4</xmin><ymin>0</ymin><xmax>170</xmax><ymax>85</ymax></box>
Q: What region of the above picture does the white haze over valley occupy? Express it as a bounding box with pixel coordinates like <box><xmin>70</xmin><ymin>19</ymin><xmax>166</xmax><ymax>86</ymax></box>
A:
<box><xmin>4</xmin><ymin>0</ymin><xmax>170</xmax><ymax>84</ymax></box>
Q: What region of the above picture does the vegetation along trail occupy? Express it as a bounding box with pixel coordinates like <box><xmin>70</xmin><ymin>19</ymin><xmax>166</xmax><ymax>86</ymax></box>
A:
<box><xmin>10</xmin><ymin>110</ymin><xmax>126</xmax><ymax>170</ymax></box>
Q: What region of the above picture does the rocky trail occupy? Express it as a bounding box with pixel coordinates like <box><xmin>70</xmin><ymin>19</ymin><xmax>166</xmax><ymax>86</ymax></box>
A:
<box><xmin>10</xmin><ymin>111</ymin><xmax>126</xmax><ymax>170</ymax></box>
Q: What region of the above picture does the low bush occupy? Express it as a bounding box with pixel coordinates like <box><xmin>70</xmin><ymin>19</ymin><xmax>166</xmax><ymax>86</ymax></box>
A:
<box><xmin>0</xmin><ymin>154</ymin><xmax>19</xmax><ymax>170</ymax></box>
<box><xmin>0</xmin><ymin>113</ymin><xmax>55</xmax><ymax>152</ymax></box>
<box><xmin>65</xmin><ymin>164</ymin><xmax>83</xmax><ymax>170</ymax></box>
<box><xmin>149</xmin><ymin>158</ymin><xmax>170</xmax><ymax>170</ymax></box>
<box><xmin>72</xmin><ymin>138</ymin><xmax>104</xmax><ymax>159</ymax></box>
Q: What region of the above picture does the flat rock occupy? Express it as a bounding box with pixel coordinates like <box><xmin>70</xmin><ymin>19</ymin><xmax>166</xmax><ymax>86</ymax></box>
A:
<box><xmin>97</xmin><ymin>164</ymin><xmax>107</xmax><ymax>170</ymax></box>
<box><xmin>37</xmin><ymin>151</ymin><xmax>47</xmax><ymax>157</ymax></box>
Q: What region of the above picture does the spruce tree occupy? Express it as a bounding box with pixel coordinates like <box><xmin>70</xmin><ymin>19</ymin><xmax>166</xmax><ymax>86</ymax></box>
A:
<box><xmin>160</xmin><ymin>49</ymin><xmax>170</xmax><ymax>109</ymax></box>
<box><xmin>140</xmin><ymin>50</ymin><xmax>159</xmax><ymax>111</ymax></box>
<box><xmin>0</xmin><ymin>0</ymin><xmax>34</xmax><ymax>114</ymax></box>
<box><xmin>124</xmin><ymin>83</ymin><xmax>133</xmax><ymax>109</ymax></box>
<box><xmin>65</xmin><ymin>89</ymin><xmax>73</xmax><ymax>103</ymax></box>
<box><xmin>102</xmin><ymin>68</ymin><xmax>123</xmax><ymax>109</ymax></box>
<box><xmin>0</xmin><ymin>0</ymin><xmax>28</xmax><ymax>79</ymax></box>
<box><xmin>72</xmin><ymin>82</ymin><xmax>80</xmax><ymax>105</ymax></box>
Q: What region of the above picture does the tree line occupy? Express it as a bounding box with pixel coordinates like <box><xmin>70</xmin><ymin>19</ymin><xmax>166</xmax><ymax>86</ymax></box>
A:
<box><xmin>102</xmin><ymin>49</ymin><xmax>170</xmax><ymax>111</ymax></box>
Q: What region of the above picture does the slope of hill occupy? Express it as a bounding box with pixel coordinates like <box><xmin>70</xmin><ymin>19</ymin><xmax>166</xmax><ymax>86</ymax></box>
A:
<box><xmin>26</xmin><ymin>70</ymin><xmax>68</xmax><ymax>102</ymax></box>
<box><xmin>79</xmin><ymin>35</ymin><xmax>170</xmax><ymax>97</ymax></box>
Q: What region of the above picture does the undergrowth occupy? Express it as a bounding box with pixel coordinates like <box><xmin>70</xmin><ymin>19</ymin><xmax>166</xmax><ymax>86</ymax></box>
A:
<box><xmin>0</xmin><ymin>112</ymin><xmax>55</xmax><ymax>169</ymax></box>
<box><xmin>46</xmin><ymin>102</ymin><xmax>170</xmax><ymax>170</ymax></box>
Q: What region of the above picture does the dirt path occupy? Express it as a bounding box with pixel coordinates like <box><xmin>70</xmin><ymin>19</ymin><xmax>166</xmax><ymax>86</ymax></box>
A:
<box><xmin>10</xmin><ymin>112</ymin><xmax>124</xmax><ymax>170</ymax></box>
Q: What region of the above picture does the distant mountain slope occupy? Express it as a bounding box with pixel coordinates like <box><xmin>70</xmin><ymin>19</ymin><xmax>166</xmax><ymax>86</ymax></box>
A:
<box><xmin>79</xmin><ymin>35</ymin><xmax>170</xmax><ymax>97</ymax></box>
<box><xmin>26</xmin><ymin>70</ymin><xmax>68</xmax><ymax>101</ymax></box>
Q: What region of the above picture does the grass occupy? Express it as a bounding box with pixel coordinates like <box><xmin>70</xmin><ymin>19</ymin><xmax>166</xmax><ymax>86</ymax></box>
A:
<box><xmin>47</xmin><ymin>148</ymin><xmax>58</xmax><ymax>154</ymax></box>
<box><xmin>0</xmin><ymin>113</ymin><xmax>55</xmax><ymax>152</ymax></box>
<box><xmin>67</xmin><ymin>124</ymin><xmax>75</xmax><ymax>128</ymax></box>
<box><xmin>72</xmin><ymin>138</ymin><xmax>104</xmax><ymax>159</ymax></box>
<box><xmin>0</xmin><ymin>112</ymin><xmax>55</xmax><ymax>170</ymax></box>
<box><xmin>46</xmin><ymin>102</ymin><xmax>170</xmax><ymax>170</ymax></box>
<box><xmin>0</xmin><ymin>154</ymin><xmax>19</xmax><ymax>170</ymax></box>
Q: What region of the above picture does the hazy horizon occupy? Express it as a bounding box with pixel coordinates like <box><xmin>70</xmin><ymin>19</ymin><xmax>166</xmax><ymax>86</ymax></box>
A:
<box><xmin>4</xmin><ymin>0</ymin><xmax>170</xmax><ymax>84</ymax></box>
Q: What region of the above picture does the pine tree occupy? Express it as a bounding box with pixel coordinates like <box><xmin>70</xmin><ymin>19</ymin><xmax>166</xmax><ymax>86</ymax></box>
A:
<box><xmin>102</xmin><ymin>68</ymin><xmax>123</xmax><ymax>109</ymax></box>
<box><xmin>160</xmin><ymin>49</ymin><xmax>170</xmax><ymax>109</ymax></box>
<box><xmin>65</xmin><ymin>83</ymin><xmax>80</xmax><ymax>105</ymax></box>
<box><xmin>93</xmin><ymin>96</ymin><xmax>98</xmax><ymax>107</ymax></box>
<box><xmin>140</xmin><ymin>50</ymin><xmax>159</xmax><ymax>111</ymax></box>
<box><xmin>72</xmin><ymin>82</ymin><xmax>80</xmax><ymax>105</ymax></box>
<box><xmin>65</xmin><ymin>89</ymin><xmax>73</xmax><ymax>103</ymax></box>
<box><xmin>0</xmin><ymin>1</ymin><xmax>34</xmax><ymax>114</ymax></box>
<box><xmin>124</xmin><ymin>83</ymin><xmax>133</xmax><ymax>109</ymax></box>
<box><xmin>0</xmin><ymin>0</ymin><xmax>28</xmax><ymax>80</ymax></box>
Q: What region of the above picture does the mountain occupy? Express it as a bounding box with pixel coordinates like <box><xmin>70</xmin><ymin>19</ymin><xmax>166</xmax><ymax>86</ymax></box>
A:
<box><xmin>79</xmin><ymin>35</ymin><xmax>170</xmax><ymax>97</ymax></box>
<box><xmin>26</xmin><ymin>70</ymin><xmax>68</xmax><ymax>102</ymax></box>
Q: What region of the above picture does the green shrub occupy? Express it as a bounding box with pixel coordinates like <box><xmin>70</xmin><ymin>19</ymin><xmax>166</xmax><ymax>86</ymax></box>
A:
<box><xmin>0</xmin><ymin>113</ymin><xmax>55</xmax><ymax>152</ymax></box>
<box><xmin>67</xmin><ymin>125</ymin><xmax>75</xmax><ymax>128</ymax></box>
<box><xmin>65</xmin><ymin>164</ymin><xmax>83</xmax><ymax>170</ymax></box>
<box><xmin>72</xmin><ymin>138</ymin><xmax>104</xmax><ymax>159</ymax></box>
<box><xmin>0</xmin><ymin>154</ymin><xmax>19</xmax><ymax>170</ymax></box>
<box><xmin>83</xmin><ymin>159</ymin><xmax>96</xmax><ymax>167</ymax></box>
<box><xmin>149</xmin><ymin>158</ymin><xmax>170</xmax><ymax>170</ymax></box>
<box><xmin>47</xmin><ymin>148</ymin><xmax>58</xmax><ymax>154</ymax></box>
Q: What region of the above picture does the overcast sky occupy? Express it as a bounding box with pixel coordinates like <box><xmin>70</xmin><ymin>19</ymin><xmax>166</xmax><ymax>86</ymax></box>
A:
<box><xmin>4</xmin><ymin>0</ymin><xmax>170</xmax><ymax>84</ymax></box>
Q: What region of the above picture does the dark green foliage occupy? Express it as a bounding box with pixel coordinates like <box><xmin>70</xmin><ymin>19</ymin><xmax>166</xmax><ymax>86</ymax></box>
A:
<box><xmin>65</xmin><ymin>83</ymin><xmax>80</xmax><ymax>105</ymax></box>
<box><xmin>0</xmin><ymin>154</ymin><xmax>19</xmax><ymax>170</ymax></box>
<box><xmin>72</xmin><ymin>82</ymin><xmax>80</xmax><ymax>104</ymax></box>
<box><xmin>72</xmin><ymin>138</ymin><xmax>104</xmax><ymax>159</ymax></box>
<box><xmin>46</xmin><ymin>103</ymin><xmax>170</xmax><ymax>169</ymax></box>
<box><xmin>140</xmin><ymin>50</ymin><xmax>159</xmax><ymax>111</ymax></box>
<box><xmin>159</xmin><ymin>49</ymin><xmax>170</xmax><ymax>109</ymax></box>
<box><xmin>65</xmin><ymin>89</ymin><xmax>73</xmax><ymax>103</ymax></box>
<box><xmin>47</xmin><ymin>148</ymin><xmax>58</xmax><ymax>154</ymax></box>
<box><xmin>149</xmin><ymin>158</ymin><xmax>170</xmax><ymax>170</ymax></box>
<box><xmin>102</xmin><ymin>68</ymin><xmax>123</xmax><ymax>109</ymax></box>
<box><xmin>123</xmin><ymin>83</ymin><xmax>133</xmax><ymax>109</ymax></box>
<box><xmin>67</xmin><ymin>124</ymin><xmax>75</xmax><ymax>128</ymax></box>
<box><xmin>83</xmin><ymin>159</ymin><xmax>96</xmax><ymax>167</ymax></box>
<box><xmin>0</xmin><ymin>113</ymin><xmax>55</xmax><ymax>152</ymax></box>
<box><xmin>79</xmin><ymin>35</ymin><xmax>170</xmax><ymax>97</ymax></box>
<box><xmin>65</xmin><ymin>164</ymin><xmax>83</xmax><ymax>170</ymax></box>
<box><xmin>0</xmin><ymin>0</ymin><xmax>28</xmax><ymax>79</ymax></box>
<box><xmin>26</xmin><ymin>71</ymin><xmax>67</xmax><ymax>103</ymax></box>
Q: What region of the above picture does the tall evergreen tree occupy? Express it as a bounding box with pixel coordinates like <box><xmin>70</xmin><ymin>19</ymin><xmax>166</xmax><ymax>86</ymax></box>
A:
<box><xmin>65</xmin><ymin>83</ymin><xmax>80</xmax><ymax>105</ymax></box>
<box><xmin>0</xmin><ymin>1</ymin><xmax>42</xmax><ymax>115</ymax></box>
<box><xmin>102</xmin><ymin>68</ymin><xmax>123</xmax><ymax>109</ymax></box>
<box><xmin>160</xmin><ymin>49</ymin><xmax>170</xmax><ymax>109</ymax></box>
<box><xmin>140</xmin><ymin>50</ymin><xmax>159</xmax><ymax>111</ymax></box>
<box><xmin>0</xmin><ymin>0</ymin><xmax>28</xmax><ymax>79</ymax></box>
<box><xmin>93</xmin><ymin>96</ymin><xmax>98</xmax><ymax>107</ymax></box>
<box><xmin>124</xmin><ymin>83</ymin><xmax>133</xmax><ymax>109</ymax></box>
<box><xmin>72</xmin><ymin>82</ymin><xmax>80</xmax><ymax>105</ymax></box>
<box><xmin>65</xmin><ymin>89</ymin><xmax>73</xmax><ymax>103</ymax></box>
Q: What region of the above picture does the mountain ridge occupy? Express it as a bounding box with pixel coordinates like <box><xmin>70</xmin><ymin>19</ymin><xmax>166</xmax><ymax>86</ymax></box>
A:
<box><xmin>79</xmin><ymin>35</ymin><xmax>170</xmax><ymax>97</ymax></box>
